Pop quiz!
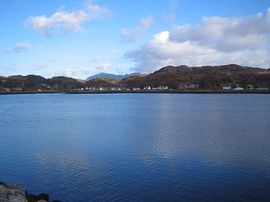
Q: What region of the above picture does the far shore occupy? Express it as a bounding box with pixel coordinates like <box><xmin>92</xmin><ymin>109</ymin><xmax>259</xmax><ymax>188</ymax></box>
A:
<box><xmin>1</xmin><ymin>89</ymin><xmax>270</xmax><ymax>95</ymax></box>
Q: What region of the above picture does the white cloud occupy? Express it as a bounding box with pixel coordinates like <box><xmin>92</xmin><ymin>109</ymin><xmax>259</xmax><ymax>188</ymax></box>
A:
<box><xmin>5</xmin><ymin>42</ymin><xmax>32</xmax><ymax>53</ymax></box>
<box><xmin>26</xmin><ymin>1</ymin><xmax>109</xmax><ymax>36</ymax></box>
<box><xmin>170</xmin><ymin>11</ymin><xmax>270</xmax><ymax>51</ymax></box>
<box><xmin>126</xmin><ymin>8</ymin><xmax>270</xmax><ymax>72</ymax></box>
<box><xmin>121</xmin><ymin>16</ymin><xmax>154</xmax><ymax>42</ymax></box>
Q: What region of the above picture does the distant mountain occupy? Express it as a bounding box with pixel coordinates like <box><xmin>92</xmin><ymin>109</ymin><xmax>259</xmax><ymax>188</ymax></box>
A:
<box><xmin>86</xmin><ymin>72</ymin><xmax>143</xmax><ymax>80</ymax></box>
<box><xmin>86</xmin><ymin>73</ymin><xmax>128</xmax><ymax>80</ymax></box>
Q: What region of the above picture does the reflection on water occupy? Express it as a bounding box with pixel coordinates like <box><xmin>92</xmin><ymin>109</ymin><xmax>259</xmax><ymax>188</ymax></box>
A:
<box><xmin>0</xmin><ymin>94</ymin><xmax>270</xmax><ymax>201</ymax></box>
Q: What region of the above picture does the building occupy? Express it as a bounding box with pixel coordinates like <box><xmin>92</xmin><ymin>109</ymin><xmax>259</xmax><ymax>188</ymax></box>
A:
<box><xmin>144</xmin><ymin>86</ymin><xmax>151</xmax><ymax>90</ymax></box>
<box><xmin>222</xmin><ymin>86</ymin><xmax>231</xmax><ymax>90</ymax></box>
<box><xmin>0</xmin><ymin>88</ymin><xmax>11</xmax><ymax>92</ymax></box>
<box><xmin>247</xmin><ymin>84</ymin><xmax>254</xmax><ymax>90</ymax></box>
<box><xmin>233</xmin><ymin>87</ymin><xmax>244</xmax><ymax>91</ymax></box>
<box><xmin>178</xmin><ymin>83</ymin><xmax>199</xmax><ymax>89</ymax></box>
<box><xmin>152</xmin><ymin>86</ymin><xmax>169</xmax><ymax>90</ymax></box>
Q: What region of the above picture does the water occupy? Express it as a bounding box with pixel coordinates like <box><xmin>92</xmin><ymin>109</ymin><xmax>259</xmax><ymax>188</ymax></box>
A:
<box><xmin>0</xmin><ymin>93</ymin><xmax>270</xmax><ymax>202</ymax></box>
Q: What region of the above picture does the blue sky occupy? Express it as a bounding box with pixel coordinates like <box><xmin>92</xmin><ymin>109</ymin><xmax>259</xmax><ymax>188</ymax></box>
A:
<box><xmin>0</xmin><ymin>0</ymin><xmax>269</xmax><ymax>79</ymax></box>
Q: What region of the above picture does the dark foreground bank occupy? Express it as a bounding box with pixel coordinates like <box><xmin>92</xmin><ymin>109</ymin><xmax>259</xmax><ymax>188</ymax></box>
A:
<box><xmin>0</xmin><ymin>182</ymin><xmax>60</xmax><ymax>202</ymax></box>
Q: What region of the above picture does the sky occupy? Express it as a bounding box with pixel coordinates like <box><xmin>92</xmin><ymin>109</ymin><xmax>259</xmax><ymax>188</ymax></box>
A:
<box><xmin>0</xmin><ymin>0</ymin><xmax>270</xmax><ymax>79</ymax></box>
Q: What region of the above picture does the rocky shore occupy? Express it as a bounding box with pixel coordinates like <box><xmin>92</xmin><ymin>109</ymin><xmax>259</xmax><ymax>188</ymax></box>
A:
<box><xmin>0</xmin><ymin>182</ymin><xmax>59</xmax><ymax>202</ymax></box>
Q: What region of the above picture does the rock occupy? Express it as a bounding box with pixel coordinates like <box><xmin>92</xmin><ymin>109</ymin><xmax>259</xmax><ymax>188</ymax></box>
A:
<box><xmin>0</xmin><ymin>183</ymin><xmax>27</xmax><ymax>202</ymax></box>
<box><xmin>0</xmin><ymin>182</ymin><xmax>52</xmax><ymax>202</ymax></box>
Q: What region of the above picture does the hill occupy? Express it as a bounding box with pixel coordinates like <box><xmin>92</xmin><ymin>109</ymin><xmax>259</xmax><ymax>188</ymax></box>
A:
<box><xmin>1</xmin><ymin>64</ymin><xmax>269</xmax><ymax>92</ymax></box>
<box><xmin>0</xmin><ymin>75</ymin><xmax>83</xmax><ymax>92</ymax></box>
<box><xmin>120</xmin><ymin>64</ymin><xmax>270</xmax><ymax>90</ymax></box>
<box><xmin>85</xmin><ymin>78</ymin><xmax>119</xmax><ymax>88</ymax></box>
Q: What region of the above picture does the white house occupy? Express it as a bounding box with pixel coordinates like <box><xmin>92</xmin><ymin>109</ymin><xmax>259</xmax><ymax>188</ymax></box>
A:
<box><xmin>233</xmin><ymin>87</ymin><xmax>244</xmax><ymax>91</ymax></box>
<box><xmin>144</xmin><ymin>86</ymin><xmax>151</xmax><ymax>90</ymax></box>
<box><xmin>222</xmin><ymin>86</ymin><xmax>231</xmax><ymax>90</ymax></box>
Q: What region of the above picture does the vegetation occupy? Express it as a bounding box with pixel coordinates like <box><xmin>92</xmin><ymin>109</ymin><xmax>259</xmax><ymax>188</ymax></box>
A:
<box><xmin>0</xmin><ymin>75</ymin><xmax>83</xmax><ymax>92</ymax></box>
<box><xmin>120</xmin><ymin>64</ymin><xmax>270</xmax><ymax>90</ymax></box>
<box><xmin>0</xmin><ymin>64</ymin><xmax>269</xmax><ymax>92</ymax></box>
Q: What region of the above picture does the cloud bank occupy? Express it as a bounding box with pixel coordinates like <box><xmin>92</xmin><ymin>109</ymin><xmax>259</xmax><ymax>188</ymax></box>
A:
<box><xmin>121</xmin><ymin>16</ymin><xmax>154</xmax><ymax>42</ymax></box>
<box><xmin>126</xmin><ymin>8</ymin><xmax>270</xmax><ymax>73</ymax></box>
<box><xmin>26</xmin><ymin>1</ymin><xmax>109</xmax><ymax>36</ymax></box>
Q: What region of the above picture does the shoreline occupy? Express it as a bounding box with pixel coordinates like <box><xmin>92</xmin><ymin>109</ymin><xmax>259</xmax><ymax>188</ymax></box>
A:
<box><xmin>0</xmin><ymin>90</ymin><xmax>63</xmax><ymax>95</ymax></box>
<box><xmin>0</xmin><ymin>89</ymin><xmax>270</xmax><ymax>95</ymax></box>
<box><xmin>68</xmin><ymin>89</ymin><xmax>270</xmax><ymax>94</ymax></box>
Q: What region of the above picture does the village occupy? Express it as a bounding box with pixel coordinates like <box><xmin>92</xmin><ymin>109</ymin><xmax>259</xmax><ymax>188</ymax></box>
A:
<box><xmin>1</xmin><ymin>64</ymin><xmax>269</xmax><ymax>93</ymax></box>
<box><xmin>1</xmin><ymin>83</ymin><xmax>269</xmax><ymax>93</ymax></box>
<box><xmin>75</xmin><ymin>83</ymin><xmax>269</xmax><ymax>92</ymax></box>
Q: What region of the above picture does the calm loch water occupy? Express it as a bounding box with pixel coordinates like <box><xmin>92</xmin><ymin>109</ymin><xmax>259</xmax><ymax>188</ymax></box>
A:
<box><xmin>0</xmin><ymin>93</ymin><xmax>270</xmax><ymax>202</ymax></box>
